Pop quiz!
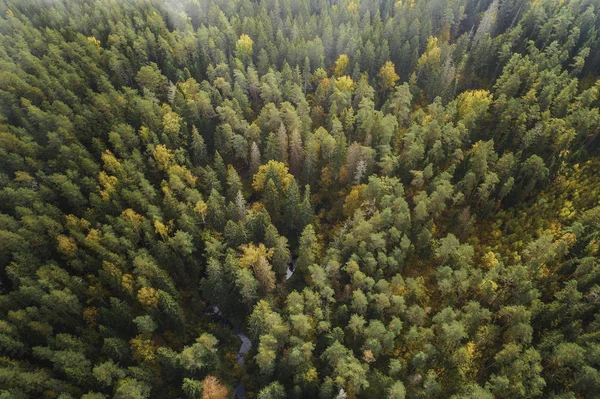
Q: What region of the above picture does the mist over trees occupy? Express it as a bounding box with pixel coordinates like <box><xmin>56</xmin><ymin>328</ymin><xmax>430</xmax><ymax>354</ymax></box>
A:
<box><xmin>0</xmin><ymin>0</ymin><xmax>600</xmax><ymax>398</ymax></box>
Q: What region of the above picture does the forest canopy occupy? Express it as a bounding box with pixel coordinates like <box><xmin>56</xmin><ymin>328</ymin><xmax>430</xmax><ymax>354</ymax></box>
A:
<box><xmin>0</xmin><ymin>0</ymin><xmax>600</xmax><ymax>398</ymax></box>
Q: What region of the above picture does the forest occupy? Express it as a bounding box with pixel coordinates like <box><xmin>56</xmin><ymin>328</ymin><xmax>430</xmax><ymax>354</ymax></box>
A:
<box><xmin>0</xmin><ymin>0</ymin><xmax>599</xmax><ymax>398</ymax></box>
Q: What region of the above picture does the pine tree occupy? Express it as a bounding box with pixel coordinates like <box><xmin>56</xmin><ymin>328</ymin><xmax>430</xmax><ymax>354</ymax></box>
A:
<box><xmin>296</xmin><ymin>224</ymin><xmax>318</xmax><ymax>277</ymax></box>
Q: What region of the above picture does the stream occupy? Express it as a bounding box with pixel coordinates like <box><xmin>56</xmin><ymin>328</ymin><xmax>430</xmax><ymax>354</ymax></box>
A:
<box><xmin>205</xmin><ymin>304</ymin><xmax>252</xmax><ymax>398</ymax></box>
<box><xmin>286</xmin><ymin>263</ymin><xmax>294</xmax><ymax>280</ymax></box>
<box><xmin>233</xmin><ymin>327</ymin><xmax>252</xmax><ymax>399</ymax></box>
<box><xmin>207</xmin><ymin>264</ymin><xmax>295</xmax><ymax>398</ymax></box>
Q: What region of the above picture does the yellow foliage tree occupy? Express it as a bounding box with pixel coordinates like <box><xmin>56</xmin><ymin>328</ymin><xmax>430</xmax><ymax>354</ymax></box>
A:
<box><xmin>252</xmin><ymin>160</ymin><xmax>294</xmax><ymax>192</ymax></box>
<box><xmin>138</xmin><ymin>126</ymin><xmax>151</xmax><ymax>143</ymax></box>
<box><xmin>201</xmin><ymin>376</ymin><xmax>229</xmax><ymax>399</ymax></box>
<box><xmin>102</xmin><ymin>261</ymin><xmax>122</xmax><ymax>285</ymax></box>
<box><xmin>56</xmin><ymin>234</ymin><xmax>77</xmax><ymax>257</ymax></box>
<box><xmin>334</xmin><ymin>75</ymin><xmax>355</xmax><ymax>92</ymax></box>
<box><xmin>65</xmin><ymin>214</ymin><xmax>91</xmax><ymax>232</ymax></box>
<box><xmin>378</xmin><ymin>61</ymin><xmax>400</xmax><ymax>91</ymax></box>
<box><xmin>456</xmin><ymin>89</ymin><xmax>492</xmax><ymax>119</ymax></box>
<box><xmin>178</xmin><ymin>77</ymin><xmax>200</xmax><ymax>100</ymax></box>
<box><xmin>169</xmin><ymin>164</ymin><xmax>197</xmax><ymax>187</ymax></box>
<box><xmin>14</xmin><ymin>171</ymin><xmax>35</xmax><ymax>186</ymax></box>
<box><xmin>121</xmin><ymin>273</ymin><xmax>134</xmax><ymax>295</ymax></box>
<box><xmin>304</xmin><ymin>367</ymin><xmax>318</xmax><ymax>383</ymax></box>
<box><xmin>154</xmin><ymin>144</ymin><xmax>174</xmax><ymax>171</ymax></box>
<box><xmin>101</xmin><ymin>149</ymin><xmax>122</xmax><ymax>174</ymax></box>
<box><xmin>98</xmin><ymin>171</ymin><xmax>118</xmax><ymax>200</ymax></box>
<box><xmin>417</xmin><ymin>36</ymin><xmax>441</xmax><ymax>69</ymax></box>
<box><xmin>120</xmin><ymin>208</ymin><xmax>144</xmax><ymax>230</ymax></box>
<box><xmin>87</xmin><ymin>36</ymin><xmax>101</xmax><ymax>49</ymax></box>
<box><xmin>82</xmin><ymin>307</ymin><xmax>99</xmax><ymax>326</ymax></box>
<box><xmin>254</xmin><ymin>255</ymin><xmax>276</xmax><ymax>292</ymax></box>
<box><xmin>236</xmin><ymin>34</ymin><xmax>254</xmax><ymax>61</ymax></box>
<box><xmin>333</xmin><ymin>54</ymin><xmax>350</xmax><ymax>77</ymax></box>
<box><xmin>363</xmin><ymin>349</ymin><xmax>376</xmax><ymax>363</ymax></box>
<box><xmin>130</xmin><ymin>334</ymin><xmax>157</xmax><ymax>363</ymax></box>
<box><xmin>162</xmin><ymin>104</ymin><xmax>182</xmax><ymax>138</ymax></box>
<box><xmin>239</xmin><ymin>243</ymin><xmax>274</xmax><ymax>269</ymax></box>
<box><xmin>481</xmin><ymin>251</ymin><xmax>499</xmax><ymax>269</ymax></box>
<box><xmin>343</xmin><ymin>184</ymin><xmax>367</xmax><ymax>217</ymax></box>
<box><xmin>137</xmin><ymin>287</ymin><xmax>159</xmax><ymax>308</ymax></box>
<box><xmin>240</xmin><ymin>243</ymin><xmax>276</xmax><ymax>292</ymax></box>
<box><xmin>154</xmin><ymin>219</ymin><xmax>171</xmax><ymax>240</ymax></box>
<box><xmin>347</xmin><ymin>2</ymin><xmax>359</xmax><ymax>13</ymax></box>
<box><xmin>194</xmin><ymin>200</ymin><xmax>208</xmax><ymax>223</ymax></box>
<box><xmin>84</xmin><ymin>228</ymin><xmax>102</xmax><ymax>252</ymax></box>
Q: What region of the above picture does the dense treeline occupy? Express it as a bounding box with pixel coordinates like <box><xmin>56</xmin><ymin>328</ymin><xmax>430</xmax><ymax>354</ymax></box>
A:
<box><xmin>0</xmin><ymin>0</ymin><xmax>599</xmax><ymax>398</ymax></box>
